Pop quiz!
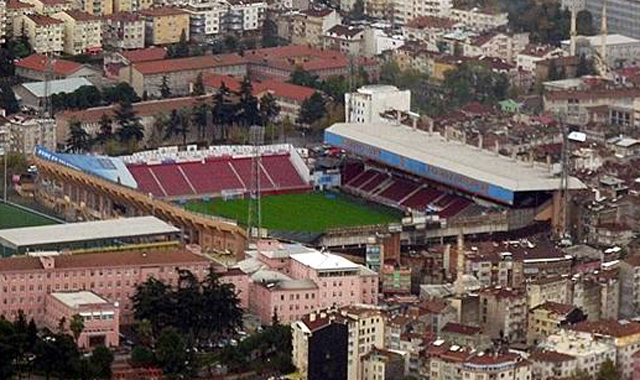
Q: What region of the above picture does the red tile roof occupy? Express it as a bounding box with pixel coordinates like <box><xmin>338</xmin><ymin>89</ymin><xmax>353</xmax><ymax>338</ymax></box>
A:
<box><xmin>133</xmin><ymin>54</ymin><xmax>245</xmax><ymax>75</ymax></box>
<box><xmin>0</xmin><ymin>249</ymin><xmax>209</xmax><ymax>273</ymax></box>
<box><xmin>121</xmin><ymin>47</ymin><xmax>166</xmax><ymax>63</ymax></box>
<box><xmin>141</xmin><ymin>7</ymin><xmax>189</xmax><ymax>17</ymax></box>
<box><xmin>441</xmin><ymin>322</ymin><xmax>482</xmax><ymax>336</ymax></box>
<box><xmin>104</xmin><ymin>11</ymin><xmax>144</xmax><ymax>22</ymax></box>
<box><xmin>532</xmin><ymin>302</ymin><xmax>577</xmax><ymax>316</ymax></box>
<box><xmin>58</xmin><ymin>95</ymin><xmax>214</xmax><ymax>123</ymax></box>
<box><xmin>61</xmin><ymin>9</ymin><xmax>100</xmax><ymax>21</ymax></box>
<box><xmin>545</xmin><ymin>88</ymin><xmax>640</xmax><ymax>101</ymax></box>
<box><xmin>254</xmin><ymin>79</ymin><xmax>315</xmax><ymax>102</ymax></box>
<box><xmin>201</xmin><ymin>73</ymin><xmax>242</xmax><ymax>92</ymax></box>
<box><xmin>529</xmin><ymin>351</ymin><xmax>575</xmax><ymax>363</ymax></box>
<box><xmin>300</xmin><ymin>8</ymin><xmax>334</xmax><ymax>17</ymax></box>
<box><xmin>570</xmin><ymin>320</ymin><xmax>640</xmax><ymax>338</ymax></box>
<box><xmin>465</xmin><ymin>352</ymin><xmax>521</xmax><ymax>365</ymax></box>
<box><xmin>6</xmin><ymin>0</ymin><xmax>34</xmax><ymax>9</ymax></box>
<box><xmin>27</xmin><ymin>14</ymin><xmax>64</xmax><ymax>25</ymax></box>
<box><xmin>16</xmin><ymin>54</ymin><xmax>82</xmax><ymax>76</ymax></box>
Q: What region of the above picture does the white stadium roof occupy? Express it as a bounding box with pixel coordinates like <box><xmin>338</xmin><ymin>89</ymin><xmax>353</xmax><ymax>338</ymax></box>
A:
<box><xmin>291</xmin><ymin>251</ymin><xmax>360</xmax><ymax>271</ymax></box>
<box><xmin>0</xmin><ymin>216</ymin><xmax>180</xmax><ymax>249</ymax></box>
<box><xmin>326</xmin><ymin>122</ymin><xmax>586</xmax><ymax>194</ymax></box>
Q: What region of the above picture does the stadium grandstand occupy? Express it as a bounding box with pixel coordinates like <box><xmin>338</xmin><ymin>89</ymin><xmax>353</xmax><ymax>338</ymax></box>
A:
<box><xmin>123</xmin><ymin>144</ymin><xmax>311</xmax><ymax>200</ymax></box>
<box><xmin>324</xmin><ymin>122</ymin><xmax>587</xmax><ymax>242</ymax></box>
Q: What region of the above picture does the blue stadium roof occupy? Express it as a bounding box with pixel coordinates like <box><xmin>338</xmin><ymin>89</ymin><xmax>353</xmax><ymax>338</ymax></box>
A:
<box><xmin>34</xmin><ymin>146</ymin><xmax>138</xmax><ymax>189</ymax></box>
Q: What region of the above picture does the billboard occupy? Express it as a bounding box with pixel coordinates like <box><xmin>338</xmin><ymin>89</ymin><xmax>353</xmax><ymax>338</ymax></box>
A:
<box><xmin>325</xmin><ymin>132</ymin><xmax>515</xmax><ymax>204</ymax></box>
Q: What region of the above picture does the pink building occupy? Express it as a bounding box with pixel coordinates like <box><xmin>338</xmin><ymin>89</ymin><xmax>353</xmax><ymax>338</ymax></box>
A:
<box><xmin>221</xmin><ymin>240</ymin><xmax>379</xmax><ymax>324</ymax></box>
<box><xmin>0</xmin><ymin>248</ymin><xmax>210</xmax><ymax>327</ymax></box>
<box><xmin>44</xmin><ymin>291</ymin><xmax>120</xmax><ymax>349</ymax></box>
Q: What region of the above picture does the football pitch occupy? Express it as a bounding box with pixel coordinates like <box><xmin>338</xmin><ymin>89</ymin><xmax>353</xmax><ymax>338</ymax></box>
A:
<box><xmin>0</xmin><ymin>202</ymin><xmax>60</xmax><ymax>230</ymax></box>
<box><xmin>184</xmin><ymin>192</ymin><xmax>402</xmax><ymax>233</ymax></box>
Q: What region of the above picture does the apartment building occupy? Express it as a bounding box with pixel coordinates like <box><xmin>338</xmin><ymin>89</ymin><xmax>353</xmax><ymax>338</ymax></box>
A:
<box><xmin>184</xmin><ymin>0</ymin><xmax>224</xmax><ymax>41</ymax></box>
<box><xmin>81</xmin><ymin>0</ymin><xmax>112</xmax><ymax>16</ymax></box>
<box><xmin>528</xmin><ymin>351</ymin><xmax>578</xmax><ymax>380</ymax></box>
<box><xmin>424</xmin><ymin>342</ymin><xmax>532</xmax><ymax>380</ymax></box>
<box><xmin>345</xmin><ymin>84</ymin><xmax>411</xmax><ymax>124</ymax></box>
<box><xmin>479</xmin><ymin>286</ymin><xmax>527</xmax><ymax>343</ymax></box>
<box><xmin>0</xmin><ymin>114</ymin><xmax>55</xmax><ymax>154</ymax></box>
<box><xmin>52</xmin><ymin>10</ymin><xmax>102</xmax><ymax>55</ymax></box>
<box><xmin>102</xmin><ymin>11</ymin><xmax>145</xmax><ymax>50</ymax></box>
<box><xmin>141</xmin><ymin>7</ymin><xmax>189</xmax><ymax>45</ymax></box>
<box><xmin>450</xmin><ymin>7</ymin><xmax>507</xmax><ymax>32</ymax></box>
<box><xmin>464</xmin><ymin>32</ymin><xmax>530</xmax><ymax>64</ymax></box>
<box><xmin>0</xmin><ymin>0</ymin><xmax>7</xmax><ymax>44</ymax></box>
<box><xmin>323</xmin><ymin>25</ymin><xmax>364</xmax><ymax>57</ymax></box>
<box><xmin>620</xmin><ymin>255</ymin><xmax>640</xmax><ymax>319</ymax></box>
<box><xmin>222</xmin><ymin>0</ymin><xmax>266</xmax><ymax>33</ymax></box>
<box><xmin>5</xmin><ymin>0</ymin><xmax>35</xmax><ymax>39</ymax></box>
<box><xmin>527</xmin><ymin>302</ymin><xmax>587</xmax><ymax>346</ymax></box>
<box><xmin>291</xmin><ymin>8</ymin><xmax>341</xmax><ymax>47</ymax></box>
<box><xmin>439</xmin><ymin>323</ymin><xmax>491</xmax><ymax>351</ymax></box>
<box><xmin>291</xmin><ymin>311</ymin><xmax>349</xmax><ymax>380</ymax></box>
<box><xmin>402</xmin><ymin>16</ymin><xmax>460</xmax><ymax>50</ymax></box>
<box><xmin>291</xmin><ymin>305</ymin><xmax>385</xmax><ymax>380</ymax></box>
<box><xmin>0</xmin><ymin>247</ymin><xmax>210</xmax><ymax>325</ymax></box>
<box><xmin>22</xmin><ymin>0</ymin><xmax>71</xmax><ymax>15</ymax></box>
<box><xmin>393</xmin><ymin>0</ymin><xmax>452</xmax><ymax>25</ymax></box>
<box><xmin>541</xmin><ymin>329</ymin><xmax>617</xmax><ymax>378</ymax></box>
<box><xmin>361</xmin><ymin>348</ymin><xmax>408</xmax><ymax>380</ymax></box>
<box><xmin>111</xmin><ymin>0</ymin><xmax>151</xmax><ymax>13</ymax></box>
<box><xmin>517</xmin><ymin>43</ymin><xmax>566</xmax><ymax>72</ymax></box>
<box><xmin>526</xmin><ymin>276</ymin><xmax>572</xmax><ymax>310</ymax></box>
<box><xmin>570</xmin><ymin>320</ymin><xmax>640</xmax><ymax>380</ymax></box>
<box><xmin>16</xmin><ymin>14</ymin><xmax>64</xmax><ymax>55</ymax></box>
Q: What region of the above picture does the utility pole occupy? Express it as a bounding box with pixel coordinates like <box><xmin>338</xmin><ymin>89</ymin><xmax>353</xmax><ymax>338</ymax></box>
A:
<box><xmin>247</xmin><ymin>125</ymin><xmax>264</xmax><ymax>239</ymax></box>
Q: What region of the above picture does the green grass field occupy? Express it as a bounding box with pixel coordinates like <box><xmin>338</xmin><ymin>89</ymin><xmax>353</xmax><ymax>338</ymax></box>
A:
<box><xmin>184</xmin><ymin>192</ymin><xmax>402</xmax><ymax>233</ymax></box>
<box><xmin>0</xmin><ymin>202</ymin><xmax>59</xmax><ymax>230</ymax></box>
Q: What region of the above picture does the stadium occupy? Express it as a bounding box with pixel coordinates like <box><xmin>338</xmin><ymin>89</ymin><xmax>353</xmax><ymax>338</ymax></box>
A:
<box><xmin>321</xmin><ymin>122</ymin><xmax>587</xmax><ymax>246</ymax></box>
<box><xmin>30</xmin><ymin>120</ymin><xmax>586</xmax><ymax>253</ymax></box>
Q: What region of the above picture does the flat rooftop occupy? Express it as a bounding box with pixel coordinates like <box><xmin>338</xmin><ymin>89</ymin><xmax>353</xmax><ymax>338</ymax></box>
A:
<box><xmin>291</xmin><ymin>251</ymin><xmax>360</xmax><ymax>271</ymax></box>
<box><xmin>326</xmin><ymin>122</ymin><xmax>585</xmax><ymax>194</ymax></box>
<box><xmin>51</xmin><ymin>291</ymin><xmax>109</xmax><ymax>308</ymax></box>
<box><xmin>0</xmin><ymin>216</ymin><xmax>180</xmax><ymax>249</ymax></box>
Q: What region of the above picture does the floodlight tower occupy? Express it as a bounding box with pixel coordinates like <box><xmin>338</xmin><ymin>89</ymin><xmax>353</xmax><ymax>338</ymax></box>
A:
<box><xmin>247</xmin><ymin>125</ymin><xmax>264</xmax><ymax>239</ymax></box>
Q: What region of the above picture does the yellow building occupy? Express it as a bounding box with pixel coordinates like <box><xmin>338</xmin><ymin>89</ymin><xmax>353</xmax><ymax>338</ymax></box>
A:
<box><xmin>15</xmin><ymin>14</ymin><xmax>64</xmax><ymax>54</ymax></box>
<box><xmin>141</xmin><ymin>7</ymin><xmax>189</xmax><ymax>46</ymax></box>
<box><xmin>527</xmin><ymin>302</ymin><xmax>586</xmax><ymax>346</ymax></box>
<box><xmin>432</xmin><ymin>55</ymin><xmax>459</xmax><ymax>81</ymax></box>
<box><xmin>52</xmin><ymin>10</ymin><xmax>102</xmax><ymax>55</ymax></box>
<box><xmin>112</xmin><ymin>0</ymin><xmax>151</xmax><ymax>14</ymax></box>
<box><xmin>5</xmin><ymin>0</ymin><xmax>35</xmax><ymax>39</ymax></box>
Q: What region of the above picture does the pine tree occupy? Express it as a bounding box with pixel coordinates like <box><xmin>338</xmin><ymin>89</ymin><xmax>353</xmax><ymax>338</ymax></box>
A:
<box><xmin>192</xmin><ymin>103</ymin><xmax>208</xmax><ymax>140</ymax></box>
<box><xmin>95</xmin><ymin>114</ymin><xmax>113</xmax><ymax>144</ymax></box>
<box><xmin>192</xmin><ymin>72</ymin><xmax>205</xmax><ymax>96</ymax></box>
<box><xmin>260</xmin><ymin>93</ymin><xmax>281</xmax><ymax>125</ymax></box>
<box><xmin>237</xmin><ymin>77</ymin><xmax>261</xmax><ymax>126</ymax></box>
<box><xmin>160</xmin><ymin>76</ymin><xmax>171</xmax><ymax>99</ymax></box>
<box><xmin>297</xmin><ymin>92</ymin><xmax>326</xmax><ymax>125</ymax></box>
<box><xmin>0</xmin><ymin>83</ymin><xmax>20</xmax><ymax>115</ymax></box>
<box><xmin>66</xmin><ymin>121</ymin><xmax>92</xmax><ymax>153</ymax></box>
<box><xmin>115</xmin><ymin>100</ymin><xmax>144</xmax><ymax>146</ymax></box>
<box><xmin>212</xmin><ymin>82</ymin><xmax>233</xmax><ymax>141</ymax></box>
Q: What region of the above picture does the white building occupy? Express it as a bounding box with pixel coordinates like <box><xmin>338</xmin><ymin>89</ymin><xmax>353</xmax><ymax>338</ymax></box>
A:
<box><xmin>561</xmin><ymin>34</ymin><xmax>640</xmax><ymax>68</ymax></box>
<box><xmin>224</xmin><ymin>0</ymin><xmax>265</xmax><ymax>32</ymax></box>
<box><xmin>363</xmin><ymin>25</ymin><xmax>405</xmax><ymax>56</ymax></box>
<box><xmin>450</xmin><ymin>7</ymin><xmax>507</xmax><ymax>32</ymax></box>
<box><xmin>345</xmin><ymin>85</ymin><xmax>411</xmax><ymax>124</ymax></box>
<box><xmin>517</xmin><ymin>44</ymin><xmax>566</xmax><ymax>72</ymax></box>
<box><xmin>0</xmin><ymin>114</ymin><xmax>56</xmax><ymax>154</ymax></box>
<box><xmin>540</xmin><ymin>329</ymin><xmax>616</xmax><ymax>378</ymax></box>
<box><xmin>186</xmin><ymin>0</ymin><xmax>224</xmax><ymax>40</ymax></box>
<box><xmin>392</xmin><ymin>0</ymin><xmax>452</xmax><ymax>25</ymax></box>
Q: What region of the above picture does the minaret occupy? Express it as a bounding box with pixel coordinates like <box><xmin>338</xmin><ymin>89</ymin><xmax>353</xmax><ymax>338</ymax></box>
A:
<box><xmin>600</xmin><ymin>1</ymin><xmax>608</xmax><ymax>66</ymax></box>
<box><xmin>454</xmin><ymin>232</ymin><xmax>466</xmax><ymax>295</ymax></box>
<box><xmin>570</xmin><ymin>7</ymin><xmax>577</xmax><ymax>56</ymax></box>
